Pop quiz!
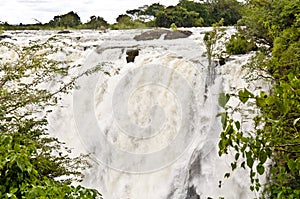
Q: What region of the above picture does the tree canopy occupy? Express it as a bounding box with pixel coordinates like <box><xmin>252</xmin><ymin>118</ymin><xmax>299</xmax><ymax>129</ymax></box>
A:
<box><xmin>48</xmin><ymin>11</ymin><xmax>81</xmax><ymax>28</ymax></box>
<box><xmin>81</xmin><ymin>16</ymin><xmax>109</xmax><ymax>29</ymax></box>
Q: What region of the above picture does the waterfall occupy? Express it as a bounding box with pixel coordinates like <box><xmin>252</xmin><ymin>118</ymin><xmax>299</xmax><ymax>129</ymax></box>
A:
<box><xmin>6</xmin><ymin>28</ymin><xmax>257</xmax><ymax>199</ymax></box>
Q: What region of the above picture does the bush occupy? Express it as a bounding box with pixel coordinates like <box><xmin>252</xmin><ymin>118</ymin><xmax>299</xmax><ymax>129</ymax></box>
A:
<box><xmin>226</xmin><ymin>33</ymin><xmax>257</xmax><ymax>55</ymax></box>
<box><xmin>0</xmin><ymin>37</ymin><xmax>101</xmax><ymax>198</ymax></box>
<box><xmin>170</xmin><ymin>23</ymin><xmax>178</xmax><ymax>31</ymax></box>
<box><xmin>110</xmin><ymin>20</ymin><xmax>146</xmax><ymax>30</ymax></box>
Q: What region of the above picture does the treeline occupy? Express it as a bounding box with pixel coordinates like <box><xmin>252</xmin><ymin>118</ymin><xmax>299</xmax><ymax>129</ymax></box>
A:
<box><xmin>0</xmin><ymin>11</ymin><xmax>109</xmax><ymax>30</ymax></box>
<box><xmin>0</xmin><ymin>0</ymin><xmax>243</xmax><ymax>30</ymax></box>
<box><xmin>125</xmin><ymin>0</ymin><xmax>242</xmax><ymax>28</ymax></box>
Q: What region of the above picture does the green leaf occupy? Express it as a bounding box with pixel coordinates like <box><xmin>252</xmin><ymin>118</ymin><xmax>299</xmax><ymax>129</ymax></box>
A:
<box><xmin>287</xmin><ymin>160</ymin><xmax>296</xmax><ymax>171</ymax></box>
<box><xmin>16</xmin><ymin>158</ymin><xmax>25</xmax><ymax>172</ymax></box>
<box><xmin>235</xmin><ymin>153</ymin><xmax>240</xmax><ymax>161</ymax></box>
<box><xmin>238</xmin><ymin>89</ymin><xmax>254</xmax><ymax>104</ymax></box>
<box><xmin>9</xmin><ymin>188</ymin><xmax>18</xmax><ymax>194</ymax></box>
<box><xmin>235</xmin><ymin>121</ymin><xmax>240</xmax><ymax>130</ymax></box>
<box><xmin>224</xmin><ymin>173</ymin><xmax>230</xmax><ymax>178</ymax></box>
<box><xmin>259</xmin><ymin>151</ymin><xmax>267</xmax><ymax>164</ymax></box>
<box><xmin>246</xmin><ymin>151</ymin><xmax>254</xmax><ymax>168</ymax></box>
<box><xmin>257</xmin><ymin>164</ymin><xmax>265</xmax><ymax>175</ymax></box>
<box><xmin>231</xmin><ymin>162</ymin><xmax>237</xmax><ymax>170</ymax></box>
<box><xmin>275</xmin><ymin>100</ymin><xmax>289</xmax><ymax>115</ymax></box>
<box><xmin>218</xmin><ymin>93</ymin><xmax>230</xmax><ymax>108</ymax></box>
<box><xmin>218</xmin><ymin>112</ymin><xmax>228</xmax><ymax>129</ymax></box>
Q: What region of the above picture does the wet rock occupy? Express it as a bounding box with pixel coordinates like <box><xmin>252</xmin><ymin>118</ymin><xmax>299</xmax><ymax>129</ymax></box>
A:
<box><xmin>134</xmin><ymin>29</ymin><xmax>192</xmax><ymax>41</ymax></box>
<box><xmin>0</xmin><ymin>35</ymin><xmax>12</xmax><ymax>40</ymax></box>
<box><xmin>126</xmin><ymin>49</ymin><xmax>139</xmax><ymax>63</ymax></box>
<box><xmin>164</xmin><ymin>30</ymin><xmax>192</xmax><ymax>40</ymax></box>
<box><xmin>57</xmin><ymin>30</ymin><xmax>72</xmax><ymax>34</ymax></box>
<box><xmin>186</xmin><ymin>186</ymin><xmax>200</xmax><ymax>199</ymax></box>
<box><xmin>134</xmin><ymin>29</ymin><xmax>169</xmax><ymax>41</ymax></box>
<box><xmin>185</xmin><ymin>150</ymin><xmax>202</xmax><ymax>199</ymax></box>
<box><xmin>178</xmin><ymin>30</ymin><xmax>193</xmax><ymax>36</ymax></box>
<box><xmin>219</xmin><ymin>56</ymin><xmax>234</xmax><ymax>66</ymax></box>
<box><xmin>219</xmin><ymin>57</ymin><xmax>226</xmax><ymax>66</ymax></box>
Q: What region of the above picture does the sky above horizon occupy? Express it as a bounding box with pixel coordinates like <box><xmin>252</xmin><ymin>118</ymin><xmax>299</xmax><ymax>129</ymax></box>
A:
<box><xmin>0</xmin><ymin>0</ymin><xmax>179</xmax><ymax>24</ymax></box>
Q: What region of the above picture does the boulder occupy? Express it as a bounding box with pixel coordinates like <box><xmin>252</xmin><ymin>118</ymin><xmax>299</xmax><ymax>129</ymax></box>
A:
<box><xmin>57</xmin><ymin>30</ymin><xmax>72</xmax><ymax>34</ymax></box>
<box><xmin>134</xmin><ymin>29</ymin><xmax>192</xmax><ymax>41</ymax></box>
<box><xmin>126</xmin><ymin>49</ymin><xmax>139</xmax><ymax>63</ymax></box>
<box><xmin>219</xmin><ymin>57</ymin><xmax>226</xmax><ymax>66</ymax></box>
<box><xmin>0</xmin><ymin>35</ymin><xmax>12</xmax><ymax>40</ymax></box>
<box><xmin>164</xmin><ymin>30</ymin><xmax>192</xmax><ymax>40</ymax></box>
<box><xmin>134</xmin><ymin>29</ymin><xmax>169</xmax><ymax>41</ymax></box>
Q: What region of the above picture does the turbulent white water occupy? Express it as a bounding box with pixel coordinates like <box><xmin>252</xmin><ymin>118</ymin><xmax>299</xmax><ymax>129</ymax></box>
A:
<box><xmin>2</xmin><ymin>28</ymin><xmax>266</xmax><ymax>199</ymax></box>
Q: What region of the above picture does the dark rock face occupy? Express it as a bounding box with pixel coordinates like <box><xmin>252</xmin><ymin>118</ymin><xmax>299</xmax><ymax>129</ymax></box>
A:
<box><xmin>184</xmin><ymin>151</ymin><xmax>202</xmax><ymax>199</ymax></box>
<box><xmin>219</xmin><ymin>56</ymin><xmax>234</xmax><ymax>66</ymax></box>
<box><xmin>164</xmin><ymin>30</ymin><xmax>193</xmax><ymax>40</ymax></box>
<box><xmin>219</xmin><ymin>57</ymin><xmax>226</xmax><ymax>66</ymax></box>
<box><xmin>134</xmin><ymin>29</ymin><xmax>192</xmax><ymax>41</ymax></box>
<box><xmin>0</xmin><ymin>35</ymin><xmax>12</xmax><ymax>40</ymax></box>
<box><xmin>57</xmin><ymin>30</ymin><xmax>72</xmax><ymax>34</ymax></box>
<box><xmin>178</xmin><ymin>30</ymin><xmax>193</xmax><ymax>36</ymax></box>
<box><xmin>126</xmin><ymin>49</ymin><xmax>139</xmax><ymax>63</ymax></box>
<box><xmin>134</xmin><ymin>29</ymin><xmax>170</xmax><ymax>41</ymax></box>
<box><xmin>186</xmin><ymin>186</ymin><xmax>200</xmax><ymax>199</ymax></box>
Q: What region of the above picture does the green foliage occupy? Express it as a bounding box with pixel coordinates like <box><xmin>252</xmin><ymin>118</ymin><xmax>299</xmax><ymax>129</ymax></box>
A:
<box><xmin>218</xmin><ymin>0</ymin><xmax>300</xmax><ymax>198</ymax></box>
<box><xmin>116</xmin><ymin>14</ymin><xmax>131</xmax><ymax>24</ymax></box>
<box><xmin>226</xmin><ymin>33</ymin><xmax>257</xmax><ymax>55</ymax></box>
<box><xmin>155</xmin><ymin>6</ymin><xmax>200</xmax><ymax>28</ymax></box>
<box><xmin>143</xmin><ymin>3</ymin><xmax>165</xmax><ymax>18</ymax></box>
<box><xmin>0</xmin><ymin>1</ymin><xmax>244</xmax><ymax>30</ymax></box>
<box><xmin>126</xmin><ymin>3</ymin><xmax>165</xmax><ymax>23</ymax></box>
<box><xmin>0</xmin><ymin>38</ymin><xmax>102</xmax><ymax>198</ymax></box>
<box><xmin>48</xmin><ymin>11</ymin><xmax>81</xmax><ymax>28</ymax></box>
<box><xmin>81</xmin><ymin>16</ymin><xmax>108</xmax><ymax>29</ymax></box>
<box><xmin>125</xmin><ymin>0</ymin><xmax>242</xmax><ymax>27</ymax></box>
<box><xmin>203</xmin><ymin>19</ymin><xmax>226</xmax><ymax>67</ymax></box>
<box><xmin>111</xmin><ymin>14</ymin><xmax>146</xmax><ymax>30</ymax></box>
<box><xmin>170</xmin><ymin>23</ymin><xmax>178</xmax><ymax>31</ymax></box>
<box><xmin>179</xmin><ymin>0</ymin><xmax>242</xmax><ymax>26</ymax></box>
<box><xmin>207</xmin><ymin>0</ymin><xmax>243</xmax><ymax>26</ymax></box>
<box><xmin>178</xmin><ymin>0</ymin><xmax>209</xmax><ymax>25</ymax></box>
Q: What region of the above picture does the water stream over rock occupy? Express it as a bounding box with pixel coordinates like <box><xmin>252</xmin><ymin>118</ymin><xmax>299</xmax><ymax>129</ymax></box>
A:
<box><xmin>2</xmin><ymin>28</ymin><xmax>263</xmax><ymax>199</ymax></box>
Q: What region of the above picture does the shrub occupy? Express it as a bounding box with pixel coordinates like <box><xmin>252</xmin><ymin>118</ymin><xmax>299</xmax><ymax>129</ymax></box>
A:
<box><xmin>0</xmin><ymin>37</ymin><xmax>102</xmax><ymax>198</ymax></box>
<box><xmin>226</xmin><ymin>33</ymin><xmax>257</xmax><ymax>55</ymax></box>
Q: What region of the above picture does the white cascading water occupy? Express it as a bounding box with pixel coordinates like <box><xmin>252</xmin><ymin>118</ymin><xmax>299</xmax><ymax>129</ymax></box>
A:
<box><xmin>2</xmin><ymin>28</ymin><xmax>266</xmax><ymax>199</ymax></box>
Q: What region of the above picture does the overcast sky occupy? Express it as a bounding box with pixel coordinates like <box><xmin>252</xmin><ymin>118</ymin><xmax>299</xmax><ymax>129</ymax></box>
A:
<box><xmin>0</xmin><ymin>0</ymin><xmax>179</xmax><ymax>24</ymax></box>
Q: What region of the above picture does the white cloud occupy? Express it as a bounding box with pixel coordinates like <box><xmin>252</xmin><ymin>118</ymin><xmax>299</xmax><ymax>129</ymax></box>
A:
<box><xmin>0</xmin><ymin>0</ymin><xmax>179</xmax><ymax>24</ymax></box>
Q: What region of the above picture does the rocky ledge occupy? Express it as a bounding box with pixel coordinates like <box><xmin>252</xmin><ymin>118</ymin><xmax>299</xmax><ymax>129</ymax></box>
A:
<box><xmin>134</xmin><ymin>29</ymin><xmax>192</xmax><ymax>41</ymax></box>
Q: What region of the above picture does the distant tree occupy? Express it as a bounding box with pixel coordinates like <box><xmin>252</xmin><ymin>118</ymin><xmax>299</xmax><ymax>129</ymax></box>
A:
<box><xmin>206</xmin><ymin>0</ymin><xmax>243</xmax><ymax>26</ymax></box>
<box><xmin>49</xmin><ymin>11</ymin><xmax>81</xmax><ymax>28</ymax></box>
<box><xmin>116</xmin><ymin>14</ymin><xmax>132</xmax><ymax>23</ymax></box>
<box><xmin>112</xmin><ymin>14</ymin><xmax>146</xmax><ymax>29</ymax></box>
<box><xmin>126</xmin><ymin>3</ymin><xmax>165</xmax><ymax>22</ymax></box>
<box><xmin>178</xmin><ymin>0</ymin><xmax>209</xmax><ymax>26</ymax></box>
<box><xmin>126</xmin><ymin>9</ymin><xmax>143</xmax><ymax>19</ymax></box>
<box><xmin>155</xmin><ymin>6</ymin><xmax>199</xmax><ymax>27</ymax></box>
<box><xmin>83</xmin><ymin>16</ymin><xmax>108</xmax><ymax>29</ymax></box>
<box><xmin>143</xmin><ymin>3</ymin><xmax>165</xmax><ymax>18</ymax></box>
